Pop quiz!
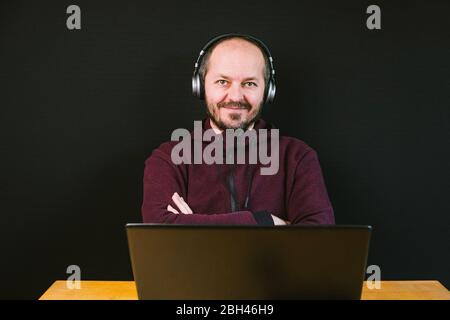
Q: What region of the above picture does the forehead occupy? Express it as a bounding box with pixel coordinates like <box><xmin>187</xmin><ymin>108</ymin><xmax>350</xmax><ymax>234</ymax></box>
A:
<box><xmin>207</xmin><ymin>38</ymin><xmax>266</xmax><ymax>79</ymax></box>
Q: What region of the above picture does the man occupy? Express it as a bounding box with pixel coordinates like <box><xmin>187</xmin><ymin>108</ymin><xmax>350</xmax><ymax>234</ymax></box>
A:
<box><xmin>141</xmin><ymin>34</ymin><xmax>335</xmax><ymax>225</ymax></box>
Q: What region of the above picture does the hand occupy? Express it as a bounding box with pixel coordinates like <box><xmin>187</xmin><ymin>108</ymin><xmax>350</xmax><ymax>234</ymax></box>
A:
<box><xmin>271</xmin><ymin>214</ymin><xmax>291</xmax><ymax>225</ymax></box>
<box><xmin>167</xmin><ymin>192</ymin><xmax>193</xmax><ymax>214</ymax></box>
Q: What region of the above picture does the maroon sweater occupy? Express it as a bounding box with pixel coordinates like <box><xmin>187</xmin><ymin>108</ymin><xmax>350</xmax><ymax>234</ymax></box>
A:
<box><xmin>141</xmin><ymin>118</ymin><xmax>335</xmax><ymax>225</ymax></box>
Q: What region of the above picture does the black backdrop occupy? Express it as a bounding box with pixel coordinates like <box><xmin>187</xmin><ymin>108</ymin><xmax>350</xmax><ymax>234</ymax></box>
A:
<box><xmin>0</xmin><ymin>0</ymin><xmax>449</xmax><ymax>299</ymax></box>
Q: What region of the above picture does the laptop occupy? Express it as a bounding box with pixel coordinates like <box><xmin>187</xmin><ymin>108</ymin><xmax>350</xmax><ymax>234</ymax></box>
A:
<box><xmin>126</xmin><ymin>224</ymin><xmax>371</xmax><ymax>300</ymax></box>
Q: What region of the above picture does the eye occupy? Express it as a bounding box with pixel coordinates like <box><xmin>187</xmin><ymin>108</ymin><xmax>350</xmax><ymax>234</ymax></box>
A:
<box><xmin>244</xmin><ymin>82</ymin><xmax>257</xmax><ymax>87</ymax></box>
<box><xmin>216</xmin><ymin>79</ymin><xmax>228</xmax><ymax>86</ymax></box>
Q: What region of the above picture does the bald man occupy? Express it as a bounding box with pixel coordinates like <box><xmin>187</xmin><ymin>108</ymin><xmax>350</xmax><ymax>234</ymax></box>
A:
<box><xmin>141</xmin><ymin>34</ymin><xmax>335</xmax><ymax>226</ymax></box>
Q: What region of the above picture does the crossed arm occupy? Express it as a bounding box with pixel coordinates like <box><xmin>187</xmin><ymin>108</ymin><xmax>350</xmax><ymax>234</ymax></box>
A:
<box><xmin>167</xmin><ymin>192</ymin><xmax>290</xmax><ymax>225</ymax></box>
<box><xmin>142</xmin><ymin>148</ymin><xmax>334</xmax><ymax>225</ymax></box>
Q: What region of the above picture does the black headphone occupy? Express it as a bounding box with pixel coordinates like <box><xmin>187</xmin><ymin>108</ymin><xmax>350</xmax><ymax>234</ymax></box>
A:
<box><xmin>192</xmin><ymin>33</ymin><xmax>276</xmax><ymax>104</ymax></box>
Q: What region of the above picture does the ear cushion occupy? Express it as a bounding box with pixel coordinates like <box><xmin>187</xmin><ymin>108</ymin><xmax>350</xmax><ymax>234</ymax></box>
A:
<box><xmin>192</xmin><ymin>74</ymin><xmax>201</xmax><ymax>99</ymax></box>
<box><xmin>198</xmin><ymin>74</ymin><xmax>205</xmax><ymax>100</ymax></box>
<box><xmin>265</xmin><ymin>81</ymin><xmax>276</xmax><ymax>104</ymax></box>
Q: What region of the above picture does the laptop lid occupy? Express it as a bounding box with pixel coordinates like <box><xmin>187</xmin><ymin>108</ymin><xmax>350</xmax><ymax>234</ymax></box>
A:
<box><xmin>126</xmin><ymin>224</ymin><xmax>371</xmax><ymax>300</ymax></box>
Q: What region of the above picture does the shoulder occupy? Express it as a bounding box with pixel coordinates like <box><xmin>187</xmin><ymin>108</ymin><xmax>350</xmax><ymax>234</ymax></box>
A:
<box><xmin>279</xmin><ymin>135</ymin><xmax>317</xmax><ymax>162</ymax></box>
<box><xmin>144</xmin><ymin>140</ymin><xmax>180</xmax><ymax>166</ymax></box>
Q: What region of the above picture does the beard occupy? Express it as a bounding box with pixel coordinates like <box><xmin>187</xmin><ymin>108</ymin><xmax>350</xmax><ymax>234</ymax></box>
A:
<box><xmin>205</xmin><ymin>99</ymin><xmax>264</xmax><ymax>131</ymax></box>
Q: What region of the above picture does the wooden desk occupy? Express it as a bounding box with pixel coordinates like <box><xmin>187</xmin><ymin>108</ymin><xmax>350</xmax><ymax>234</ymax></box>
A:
<box><xmin>39</xmin><ymin>280</ymin><xmax>450</xmax><ymax>300</ymax></box>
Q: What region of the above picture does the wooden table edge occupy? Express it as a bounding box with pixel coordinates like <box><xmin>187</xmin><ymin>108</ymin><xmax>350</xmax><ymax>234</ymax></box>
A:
<box><xmin>39</xmin><ymin>280</ymin><xmax>450</xmax><ymax>300</ymax></box>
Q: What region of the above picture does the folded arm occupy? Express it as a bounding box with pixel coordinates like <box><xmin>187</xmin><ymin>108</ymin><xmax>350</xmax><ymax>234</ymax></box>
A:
<box><xmin>141</xmin><ymin>151</ymin><xmax>276</xmax><ymax>225</ymax></box>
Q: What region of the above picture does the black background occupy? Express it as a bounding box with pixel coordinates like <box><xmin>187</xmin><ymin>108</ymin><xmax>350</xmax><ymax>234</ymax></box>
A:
<box><xmin>0</xmin><ymin>0</ymin><xmax>449</xmax><ymax>299</ymax></box>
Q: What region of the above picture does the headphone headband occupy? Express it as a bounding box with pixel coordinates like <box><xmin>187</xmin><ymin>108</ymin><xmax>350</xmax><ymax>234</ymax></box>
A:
<box><xmin>192</xmin><ymin>33</ymin><xmax>276</xmax><ymax>104</ymax></box>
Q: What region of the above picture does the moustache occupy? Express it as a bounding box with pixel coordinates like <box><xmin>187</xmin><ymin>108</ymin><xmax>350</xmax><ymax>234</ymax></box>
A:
<box><xmin>218</xmin><ymin>101</ymin><xmax>251</xmax><ymax>110</ymax></box>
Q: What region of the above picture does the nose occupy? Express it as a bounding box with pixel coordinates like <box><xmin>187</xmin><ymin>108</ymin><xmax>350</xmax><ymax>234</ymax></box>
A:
<box><xmin>227</xmin><ymin>82</ymin><xmax>244</xmax><ymax>101</ymax></box>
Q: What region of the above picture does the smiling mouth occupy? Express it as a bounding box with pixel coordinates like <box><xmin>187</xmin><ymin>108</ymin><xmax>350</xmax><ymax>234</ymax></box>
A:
<box><xmin>223</xmin><ymin>106</ymin><xmax>248</xmax><ymax>110</ymax></box>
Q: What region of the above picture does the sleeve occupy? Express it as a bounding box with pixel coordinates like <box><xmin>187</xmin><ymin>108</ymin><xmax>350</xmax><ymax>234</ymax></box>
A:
<box><xmin>141</xmin><ymin>150</ymin><xmax>272</xmax><ymax>225</ymax></box>
<box><xmin>287</xmin><ymin>149</ymin><xmax>335</xmax><ymax>225</ymax></box>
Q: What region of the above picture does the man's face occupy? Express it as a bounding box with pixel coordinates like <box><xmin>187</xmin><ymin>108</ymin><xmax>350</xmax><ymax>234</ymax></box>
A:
<box><xmin>203</xmin><ymin>39</ymin><xmax>266</xmax><ymax>130</ymax></box>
